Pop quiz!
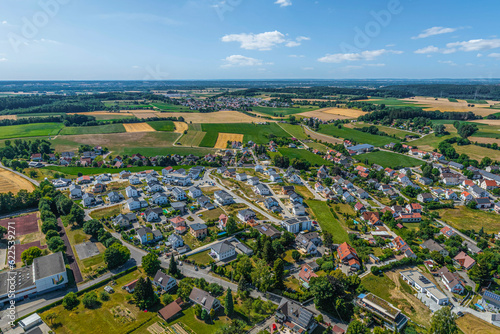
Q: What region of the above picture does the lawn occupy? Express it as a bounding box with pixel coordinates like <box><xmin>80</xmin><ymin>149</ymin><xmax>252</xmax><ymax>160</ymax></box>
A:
<box><xmin>317</xmin><ymin>124</ymin><xmax>400</xmax><ymax>147</ymax></box>
<box><xmin>147</xmin><ymin>120</ymin><xmax>175</xmax><ymax>132</ymax></box>
<box><xmin>278</xmin><ymin>148</ymin><xmax>332</xmax><ymax>166</ymax></box>
<box><xmin>81</xmin><ymin>253</ymin><xmax>104</xmax><ymax>269</ymax></box>
<box><xmin>39</xmin><ymin>268</ymin><xmax>159</xmax><ymax>334</ymax></box>
<box><xmin>356</xmin><ymin>151</ymin><xmax>423</xmax><ymax>168</ymax></box>
<box><xmin>0</xmin><ymin>123</ymin><xmax>63</xmax><ymax>139</ymax></box>
<box><xmin>186</xmin><ymin>250</ymin><xmax>215</xmax><ymax>266</ymax></box>
<box><xmin>200</xmin><ymin>208</ymin><xmax>225</xmax><ymax>222</ymax></box>
<box><xmin>305</xmin><ymin>200</ymin><xmax>348</xmax><ymax>243</ymax></box>
<box><xmin>437</xmin><ymin>207</ymin><xmax>500</xmax><ymax>233</ymax></box>
<box><xmin>199</xmin><ymin>123</ymin><xmax>289</xmax><ymax>147</ymax></box>
<box><xmin>90</xmin><ymin>205</ymin><xmax>122</xmax><ymax>219</ymax></box>
<box><xmin>168</xmin><ymin>306</ymin><xmax>229</xmax><ymax>334</ymax></box>
<box><xmin>361</xmin><ymin>273</ymin><xmax>396</xmax><ymax>301</ymax></box>
<box><xmin>251</xmin><ymin>105</ymin><xmax>319</xmax><ymax>117</ymax></box>
<box><xmin>278</xmin><ymin>123</ymin><xmax>309</xmax><ymax>140</ymax></box>
<box><xmin>60</xmin><ymin>123</ymin><xmax>126</xmax><ymax>135</ymax></box>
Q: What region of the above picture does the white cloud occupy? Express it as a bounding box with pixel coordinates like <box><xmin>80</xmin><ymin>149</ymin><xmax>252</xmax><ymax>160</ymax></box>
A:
<box><xmin>275</xmin><ymin>0</ymin><xmax>292</xmax><ymax>7</ymax></box>
<box><xmin>488</xmin><ymin>53</ymin><xmax>500</xmax><ymax>59</ymax></box>
<box><xmin>447</xmin><ymin>39</ymin><xmax>500</xmax><ymax>51</ymax></box>
<box><xmin>97</xmin><ymin>13</ymin><xmax>178</xmax><ymax>25</ymax></box>
<box><xmin>0</xmin><ymin>58</ymin><xmax>7</xmax><ymax>62</ymax></box>
<box><xmin>221</xmin><ymin>55</ymin><xmax>263</xmax><ymax>68</ymax></box>
<box><xmin>414</xmin><ymin>45</ymin><xmax>456</xmax><ymax>54</ymax></box>
<box><xmin>438</xmin><ymin>60</ymin><xmax>457</xmax><ymax>66</ymax></box>
<box><xmin>289</xmin><ymin>55</ymin><xmax>305</xmax><ymax>58</ymax></box>
<box><xmin>286</xmin><ymin>41</ymin><xmax>300</xmax><ymax>47</ymax></box>
<box><xmin>222</xmin><ymin>31</ymin><xmax>286</xmax><ymax>50</ymax></box>
<box><xmin>412</xmin><ymin>27</ymin><xmax>457</xmax><ymax>39</ymax></box>
<box><xmin>318</xmin><ymin>49</ymin><xmax>402</xmax><ymax>63</ymax></box>
<box><xmin>285</xmin><ymin>36</ymin><xmax>310</xmax><ymax>48</ymax></box>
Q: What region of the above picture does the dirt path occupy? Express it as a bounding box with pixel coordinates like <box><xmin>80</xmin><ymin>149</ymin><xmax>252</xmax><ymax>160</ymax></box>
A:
<box><xmin>57</xmin><ymin>218</ymin><xmax>83</xmax><ymax>283</ymax></box>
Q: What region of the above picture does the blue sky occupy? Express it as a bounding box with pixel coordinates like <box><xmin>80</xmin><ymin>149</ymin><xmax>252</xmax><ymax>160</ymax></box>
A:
<box><xmin>0</xmin><ymin>0</ymin><xmax>499</xmax><ymax>80</ymax></box>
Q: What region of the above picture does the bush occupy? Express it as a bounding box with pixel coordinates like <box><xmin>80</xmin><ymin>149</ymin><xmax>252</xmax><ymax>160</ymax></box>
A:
<box><xmin>62</xmin><ymin>292</ymin><xmax>80</xmax><ymax>310</ymax></box>
<box><xmin>82</xmin><ymin>291</ymin><xmax>100</xmax><ymax>309</ymax></box>
<box><xmin>99</xmin><ymin>291</ymin><xmax>110</xmax><ymax>301</ymax></box>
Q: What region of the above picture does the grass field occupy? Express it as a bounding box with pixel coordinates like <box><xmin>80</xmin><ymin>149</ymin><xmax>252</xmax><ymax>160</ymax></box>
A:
<box><xmin>357</xmin><ymin>151</ymin><xmax>422</xmax><ymax>168</ymax></box>
<box><xmin>300</xmin><ymin>107</ymin><xmax>366</xmax><ymax>120</ymax></box>
<box><xmin>146</xmin><ymin>120</ymin><xmax>175</xmax><ymax>131</ymax></box>
<box><xmin>454</xmin><ymin>144</ymin><xmax>500</xmax><ymax>161</ymax></box>
<box><xmin>89</xmin><ymin>205</ymin><xmax>122</xmax><ymax>219</ymax></box>
<box><xmin>60</xmin><ymin>124</ymin><xmax>126</xmax><ymax>136</ymax></box>
<box><xmin>178</xmin><ymin>130</ymin><xmax>206</xmax><ymax>146</ymax></box>
<box><xmin>354</xmin><ymin>123</ymin><xmax>412</xmax><ymax>140</ymax></box>
<box><xmin>199</xmin><ymin>123</ymin><xmax>289</xmax><ymax>147</ymax></box>
<box><xmin>448</xmin><ymin>98</ymin><xmax>458</xmax><ymax>102</ymax></box>
<box><xmin>278</xmin><ymin>123</ymin><xmax>309</xmax><ymax>140</ymax></box>
<box><xmin>251</xmin><ymin>105</ymin><xmax>318</xmax><ymax>117</ymax></box>
<box><xmin>278</xmin><ymin>148</ymin><xmax>331</xmax><ymax>166</ymax></box>
<box><xmin>187</xmin><ymin>250</ymin><xmax>215</xmax><ymax>266</ymax></box>
<box><xmin>0</xmin><ymin>123</ymin><xmax>63</xmax><ymax>139</ymax></box>
<box><xmin>306</xmin><ymin>200</ymin><xmax>348</xmax><ymax>243</ymax></box>
<box><xmin>437</xmin><ymin>207</ymin><xmax>500</xmax><ymax>233</ymax></box>
<box><xmin>119</xmin><ymin>146</ymin><xmax>215</xmax><ymax>157</ymax></box>
<box><xmin>43</xmin><ymin>165</ymin><xmax>176</xmax><ymax>176</ymax></box>
<box><xmin>318</xmin><ymin>124</ymin><xmax>400</xmax><ymax>146</ymax></box>
<box><xmin>0</xmin><ymin>168</ymin><xmax>36</xmax><ymax>194</ymax></box>
<box><xmin>364</xmin><ymin>98</ymin><xmax>425</xmax><ymax>108</ymax></box>
<box><xmin>151</xmin><ymin>102</ymin><xmax>192</xmax><ymax>112</ymax></box>
<box><xmin>466</xmin><ymin>99</ymin><xmax>488</xmax><ymax>104</ymax></box>
<box><xmin>456</xmin><ymin>313</ymin><xmax>500</xmax><ymax>334</ymax></box>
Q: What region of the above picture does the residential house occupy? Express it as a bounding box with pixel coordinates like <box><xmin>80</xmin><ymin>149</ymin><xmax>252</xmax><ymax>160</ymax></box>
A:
<box><xmin>172</xmin><ymin>187</ymin><xmax>187</xmax><ymax>201</ymax></box>
<box><xmin>444</xmin><ymin>190</ymin><xmax>458</xmax><ymax>200</ymax></box>
<box><xmin>420</xmin><ymin>239</ymin><xmax>449</xmax><ymax>257</ymax></box>
<box><xmin>127</xmin><ymin>197</ymin><xmax>147</xmax><ymax>211</ymax></box>
<box><xmin>188</xmin><ymin>186</ymin><xmax>202</xmax><ymax>199</ymax></box>
<box><xmin>470</xmin><ymin>185</ymin><xmax>488</xmax><ymax>198</ymax></box>
<box><xmin>253</xmin><ymin>184</ymin><xmax>271</xmax><ymax>196</ymax></box>
<box><xmin>197</xmin><ymin>195</ymin><xmax>214</xmax><ymax>210</ymax></box>
<box><xmin>264</xmin><ymin>197</ymin><xmax>281</xmax><ymax>212</ymax></box>
<box><xmin>282</xmin><ymin>185</ymin><xmax>295</xmax><ymax>195</ymax></box>
<box><xmin>69</xmin><ymin>184</ymin><xmax>82</xmax><ymax>199</ymax></box>
<box><xmin>440</xmin><ymin>226</ymin><xmax>457</xmax><ymax>238</ymax></box>
<box><xmin>255</xmin><ymin>224</ymin><xmax>281</xmax><ymax>239</ymax></box>
<box><xmin>214</xmin><ymin>190</ymin><xmax>235</xmax><ymax>206</ymax></box>
<box><xmin>136</xmin><ymin>227</ymin><xmax>162</xmax><ymax>244</ymax></box>
<box><xmin>189</xmin><ymin>287</ymin><xmax>221</xmax><ymax>312</ymax></box>
<box><xmin>159</xmin><ymin>299</ymin><xmax>183</xmax><ymax>322</ymax></box>
<box><xmin>356</xmin><ymin>189</ymin><xmax>369</xmax><ymax>199</ymax></box>
<box><xmin>144</xmin><ymin>208</ymin><xmax>163</xmax><ymax>222</ymax></box>
<box><xmin>295</xmin><ymin>232</ymin><xmax>321</xmax><ymax>255</ymax></box>
<box><xmin>438</xmin><ymin>267</ymin><xmax>465</xmax><ymax>294</ymax></box>
<box><xmin>481</xmin><ymin>180</ymin><xmax>497</xmax><ymax>191</ymax></box>
<box><xmin>113</xmin><ymin>213</ymin><xmax>137</xmax><ymax>228</ymax></box>
<box><xmin>417</xmin><ymin>193</ymin><xmax>434</xmax><ymax>203</ymax></box>
<box><xmin>190</xmin><ymin>223</ymin><xmax>208</xmax><ymax>239</ymax></box>
<box><xmin>282</xmin><ymin>217</ymin><xmax>312</xmax><ymax>234</ymax></box>
<box><xmin>107</xmin><ymin>191</ymin><xmax>122</xmax><ymax>203</ymax></box>
<box><xmin>170</xmin><ymin>216</ymin><xmax>187</xmax><ymax>235</ymax></box>
<box><xmin>460</xmin><ymin>191</ymin><xmax>473</xmax><ymax>202</ymax></box>
<box><xmin>52</xmin><ymin>178</ymin><xmax>71</xmax><ymax>188</ymax></box>
<box><xmin>153</xmin><ymin>270</ymin><xmax>177</xmax><ymax>292</ymax></box>
<box><xmin>152</xmin><ymin>192</ymin><xmax>169</xmax><ymax>205</ymax></box>
<box><xmin>343</xmin><ymin>192</ymin><xmax>355</xmax><ymax>203</ymax></box>
<box><xmin>276</xmin><ymin>300</ymin><xmax>317</xmax><ymax>334</ymax></box>
<box><xmin>406</xmin><ymin>203</ymin><xmax>422</xmax><ymax>213</ymax></box>
<box><xmin>170</xmin><ymin>201</ymin><xmax>187</xmax><ymax>214</ymax></box>
<box><xmin>168</xmin><ymin>234</ymin><xmax>184</xmax><ymax>249</ymax></box>
<box><xmin>82</xmin><ymin>193</ymin><xmax>95</xmax><ymax>207</ymax></box>
<box><xmin>129</xmin><ymin>175</ymin><xmax>141</xmax><ymax>185</ymax></box>
<box><xmin>236</xmin><ymin>173</ymin><xmax>247</xmax><ymax>181</ymax></box>
<box><xmin>126</xmin><ymin>186</ymin><xmax>138</xmax><ymax>198</ymax></box>
<box><xmin>473</xmin><ymin>197</ymin><xmax>492</xmax><ymax>209</ymax></box>
<box><xmin>337</xmin><ymin>242</ymin><xmax>361</xmax><ymax>270</ymax></box>
<box><xmin>418</xmin><ymin>177</ymin><xmax>433</xmax><ymax>186</ymax></box>
<box><xmin>210</xmin><ymin>240</ymin><xmax>236</xmax><ymax>261</ymax></box>
<box><xmin>217</xmin><ymin>214</ymin><xmax>228</xmax><ymax>230</ymax></box>
<box><xmin>454</xmin><ymin>251</ymin><xmax>476</xmax><ymax>270</ymax></box>
<box><xmin>237</xmin><ymin>209</ymin><xmax>257</xmax><ymax>222</ymax></box>
<box><xmin>354</xmin><ymin>202</ymin><xmax>366</xmax><ymax>212</ymax></box>
<box><xmin>398</xmin><ymin>174</ymin><xmax>410</xmax><ymax>183</ymax></box>
<box><xmin>292</xmin><ymin>204</ymin><xmax>306</xmax><ymax>216</ymax></box>
<box><xmin>298</xmin><ymin>263</ymin><xmax>318</xmax><ymax>287</ymax></box>
<box><xmin>92</xmin><ymin>182</ymin><xmax>106</xmax><ymax>193</ymax></box>
<box><xmin>248</xmin><ymin>176</ymin><xmax>260</xmax><ymax>186</ymax></box>
<box><xmin>289</xmin><ymin>192</ymin><xmax>303</xmax><ymax>204</ymax></box>
<box><xmin>393</xmin><ymin>236</ymin><xmax>417</xmax><ymax>259</ymax></box>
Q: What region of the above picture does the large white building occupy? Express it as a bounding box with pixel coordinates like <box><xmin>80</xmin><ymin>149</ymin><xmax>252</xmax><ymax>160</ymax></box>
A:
<box><xmin>0</xmin><ymin>252</ymin><xmax>68</xmax><ymax>307</ymax></box>
<box><xmin>281</xmin><ymin>217</ymin><xmax>312</xmax><ymax>234</ymax></box>
<box><xmin>400</xmin><ymin>270</ymin><xmax>448</xmax><ymax>305</ymax></box>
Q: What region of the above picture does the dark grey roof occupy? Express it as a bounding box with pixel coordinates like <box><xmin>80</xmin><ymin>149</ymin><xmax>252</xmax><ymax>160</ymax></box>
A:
<box><xmin>33</xmin><ymin>252</ymin><xmax>66</xmax><ymax>280</ymax></box>
<box><xmin>211</xmin><ymin>240</ymin><xmax>235</xmax><ymax>254</ymax></box>
<box><xmin>190</xmin><ymin>223</ymin><xmax>207</xmax><ymax>231</ymax></box>
<box><xmin>189</xmin><ymin>287</ymin><xmax>218</xmax><ymax>311</ymax></box>
<box><xmin>277</xmin><ymin>299</ymin><xmax>314</xmax><ymax>329</ymax></box>
<box><xmin>171</xmin><ymin>201</ymin><xmax>186</xmax><ymax>208</ymax></box>
<box><xmin>153</xmin><ymin>270</ymin><xmax>173</xmax><ymax>288</ymax></box>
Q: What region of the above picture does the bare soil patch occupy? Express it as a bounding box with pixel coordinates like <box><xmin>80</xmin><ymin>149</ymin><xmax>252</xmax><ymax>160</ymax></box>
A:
<box><xmin>471</xmin><ymin>119</ymin><xmax>500</xmax><ymax>126</ymax></box>
<box><xmin>123</xmin><ymin>123</ymin><xmax>156</xmax><ymax>133</ymax></box>
<box><xmin>300</xmin><ymin>108</ymin><xmax>364</xmax><ymax>120</ymax></box>
<box><xmin>0</xmin><ymin>168</ymin><xmax>36</xmax><ymax>194</ymax></box>
<box><xmin>472</xmin><ymin>137</ymin><xmax>500</xmax><ymax>145</ymax></box>
<box><xmin>214</xmin><ymin>133</ymin><xmax>244</xmax><ymax>149</ymax></box>
<box><xmin>133</xmin><ymin>112</ymin><xmax>158</xmax><ymax>119</ymax></box>
<box><xmin>0</xmin><ymin>115</ymin><xmax>17</xmax><ymax>120</ymax></box>
<box><xmin>0</xmin><ymin>213</ymin><xmax>39</xmax><ymax>236</ymax></box>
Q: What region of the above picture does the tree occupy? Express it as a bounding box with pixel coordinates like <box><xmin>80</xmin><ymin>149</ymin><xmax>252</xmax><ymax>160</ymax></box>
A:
<box><xmin>251</xmin><ymin>260</ymin><xmax>273</xmax><ymax>292</ymax></box>
<box><xmin>433</xmin><ymin>124</ymin><xmax>446</xmax><ymax>136</ymax></box>
<box><xmin>226</xmin><ymin>217</ymin><xmax>238</xmax><ymax>235</ymax></box>
<box><xmin>194</xmin><ymin>304</ymin><xmax>202</xmax><ymax>318</ymax></box>
<box><xmin>346</xmin><ymin>320</ymin><xmax>367</xmax><ymax>334</ymax></box>
<box><xmin>83</xmin><ymin>219</ymin><xmax>103</xmax><ymax>238</ymax></box>
<box><xmin>225</xmin><ymin>287</ymin><xmax>234</xmax><ymax>317</ymax></box>
<box><xmin>273</xmin><ymin>258</ymin><xmax>285</xmax><ymax>289</ymax></box>
<box><xmin>21</xmin><ymin>246</ymin><xmax>43</xmax><ymax>265</ymax></box>
<box><xmin>62</xmin><ymin>292</ymin><xmax>80</xmax><ymax>310</ymax></box>
<box><xmin>323</xmin><ymin>232</ymin><xmax>333</xmax><ymax>249</ymax></box>
<box><xmin>178</xmin><ymin>279</ymin><xmax>193</xmax><ymax>301</ymax></box>
<box><xmin>162</xmin><ymin>293</ymin><xmax>174</xmax><ymax>305</ymax></box>
<box><xmin>103</xmin><ymin>243</ymin><xmax>130</xmax><ymax>269</ymax></box>
<box><xmin>291</xmin><ymin>250</ymin><xmax>301</xmax><ymax>262</ymax></box>
<box><xmin>429</xmin><ymin>307</ymin><xmax>458</xmax><ymax>334</ymax></box>
<box><xmin>142</xmin><ymin>253</ymin><xmax>161</xmax><ymax>277</ymax></box>
<box><xmin>0</xmin><ymin>226</ymin><xmax>7</xmax><ymax>240</ymax></box>
<box><xmin>210</xmin><ymin>308</ymin><xmax>215</xmax><ymax>321</ymax></box>
<box><xmin>99</xmin><ymin>291</ymin><xmax>110</xmax><ymax>301</ymax></box>
<box><xmin>263</xmin><ymin>240</ymin><xmax>275</xmax><ymax>264</ymax></box>
<box><xmin>47</xmin><ymin>236</ymin><xmax>66</xmax><ymax>253</ymax></box>
<box><xmin>168</xmin><ymin>253</ymin><xmax>179</xmax><ymax>277</ymax></box>
<box><xmin>82</xmin><ymin>291</ymin><xmax>100</xmax><ymax>309</ymax></box>
<box><xmin>201</xmin><ymin>308</ymin><xmax>209</xmax><ymax>322</ymax></box>
<box><xmin>69</xmin><ymin>205</ymin><xmax>85</xmax><ymax>226</ymax></box>
<box><xmin>45</xmin><ymin>229</ymin><xmax>59</xmax><ymax>241</ymax></box>
<box><xmin>133</xmin><ymin>277</ymin><xmax>158</xmax><ymax>310</ymax></box>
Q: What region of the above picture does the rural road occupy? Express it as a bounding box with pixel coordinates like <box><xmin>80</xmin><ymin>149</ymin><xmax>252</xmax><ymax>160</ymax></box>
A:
<box><xmin>0</xmin><ymin>162</ymin><xmax>40</xmax><ymax>187</ymax></box>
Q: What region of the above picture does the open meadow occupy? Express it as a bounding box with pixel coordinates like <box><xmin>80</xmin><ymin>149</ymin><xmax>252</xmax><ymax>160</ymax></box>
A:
<box><xmin>0</xmin><ymin>123</ymin><xmax>63</xmax><ymax>140</ymax></box>
<box><xmin>60</xmin><ymin>124</ymin><xmax>126</xmax><ymax>136</ymax></box>
<box><xmin>357</xmin><ymin>151</ymin><xmax>422</xmax><ymax>168</ymax></box>
<box><xmin>317</xmin><ymin>124</ymin><xmax>400</xmax><ymax>146</ymax></box>
<box><xmin>146</xmin><ymin>120</ymin><xmax>175</xmax><ymax>132</ymax></box>
<box><xmin>277</xmin><ymin>148</ymin><xmax>331</xmax><ymax>165</ymax></box>
<box><xmin>305</xmin><ymin>200</ymin><xmax>348</xmax><ymax>243</ymax></box>
<box><xmin>456</xmin><ymin>313</ymin><xmax>500</xmax><ymax>334</ymax></box>
<box><xmin>214</xmin><ymin>133</ymin><xmax>244</xmax><ymax>149</ymax></box>
<box><xmin>199</xmin><ymin>123</ymin><xmax>289</xmax><ymax>147</ymax></box>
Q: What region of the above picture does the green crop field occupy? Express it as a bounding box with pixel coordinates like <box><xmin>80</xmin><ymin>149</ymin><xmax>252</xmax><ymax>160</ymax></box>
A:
<box><xmin>318</xmin><ymin>124</ymin><xmax>401</xmax><ymax>146</ymax></box>
<box><xmin>357</xmin><ymin>151</ymin><xmax>423</xmax><ymax>168</ymax></box>
<box><xmin>278</xmin><ymin>123</ymin><xmax>309</xmax><ymax>140</ymax></box>
<box><xmin>147</xmin><ymin>120</ymin><xmax>175</xmax><ymax>131</ymax></box>
<box><xmin>179</xmin><ymin>130</ymin><xmax>206</xmax><ymax>146</ymax></box>
<box><xmin>306</xmin><ymin>200</ymin><xmax>348</xmax><ymax>243</ymax></box>
<box><xmin>59</xmin><ymin>123</ymin><xmax>126</xmax><ymax>135</ymax></box>
<box><xmin>448</xmin><ymin>98</ymin><xmax>458</xmax><ymax>102</ymax></box>
<box><xmin>151</xmin><ymin>102</ymin><xmax>192</xmax><ymax>112</ymax></box>
<box><xmin>355</xmin><ymin>123</ymin><xmax>412</xmax><ymax>139</ymax></box>
<box><xmin>0</xmin><ymin>123</ymin><xmax>63</xmax><ymax>140</ymax></box>
<box><xmin>90</xmin><ymin>114</ymin><xmax>135</xmax><ymax>121</ymax></box>
<box><xmin>199</xmin><ymin>123</ymin><xmax>289</xmax><ymax>147</ymax></box>
<box><xmin>16</xmin><ymin>112</ymin><xmax>65</xmax><ymax>118</ymax></box>
<box><xmin>251</xmin><ymin>105</ymin><xmax>319</xmax><ymax>116</ymax></box>
<box><xmin>366</xmin><ymin>98</ymin><xmax>424</xmax><ymax>108</ymax></box>
<box><xmin>278</xmin><ymin>148</ymin><xmax>331</xmax><ymax>166</ymax></box>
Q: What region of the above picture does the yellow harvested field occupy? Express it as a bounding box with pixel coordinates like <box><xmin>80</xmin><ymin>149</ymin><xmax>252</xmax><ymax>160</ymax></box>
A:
<box><xmin>214</xmin><ymin>133</ymin><xmax>244</xmax><ymax>149</ymax></box>
<box><xmin>471</xmin><ymin>119</ymin><xmax>500</xmax><ymax>126</ymax></box>
<box><xmin>156</xmin><ymin>110</ymin><xmax>262</xmax><ymax>123</ymax></box>
<box><xmin>173</xmin><ymin>122</ymin><xmax>188</xmax><ymax>133</ymax></box>
<box><xmin>0</xmin><ymin>115</ymin><xmax>17</xmax><ymax>120</ymax></box>
<box><xmin>472</xmin><ymin>137</ymin><xmax>500</xmax><ymax>145</ymax></box>
<box><xmin>401</xmin><ymin>97</ymin><xmax>500</xmax><ymax>116</ymax></box>
<box><xmin>457</xmin><ymin>313</ymin><xmax>500</xmax><ymax>334</ymax></box>
<box><xmin>133</xmin><ymin>112</ymin><xmax>157</xmax><ymax>119</ymax></box>
<box><xmin>123</xmin><ymin>123</ymin><xmax>156</xmax><ymax>133</ymax></box>
<box><xmin>0</xmin><ymin>168</ymin><xmax>35</xmax><ymax>194</ymax></box>
<box><xmin>300</xmin><ymin>108</ymin><xmax>364</xmax><ymax>120</ymax></box>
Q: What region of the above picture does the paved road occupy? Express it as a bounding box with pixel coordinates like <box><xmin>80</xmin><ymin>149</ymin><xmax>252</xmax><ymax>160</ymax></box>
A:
<box><xmin>0</xmin><ymin>162</ymin><xmax>40</xmax><ymax>187</ymax></box>
<box><xmin>57</xmin><ymin>219</ymin><xmax>83</xmax><ymax>283</ymax></box>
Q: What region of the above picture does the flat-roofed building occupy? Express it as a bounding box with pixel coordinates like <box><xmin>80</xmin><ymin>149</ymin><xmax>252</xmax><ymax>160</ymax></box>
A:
<box><xmin>356</xmin><ymin>293</ymin><xmax>408</xmax><ymax>331</ymax></box>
